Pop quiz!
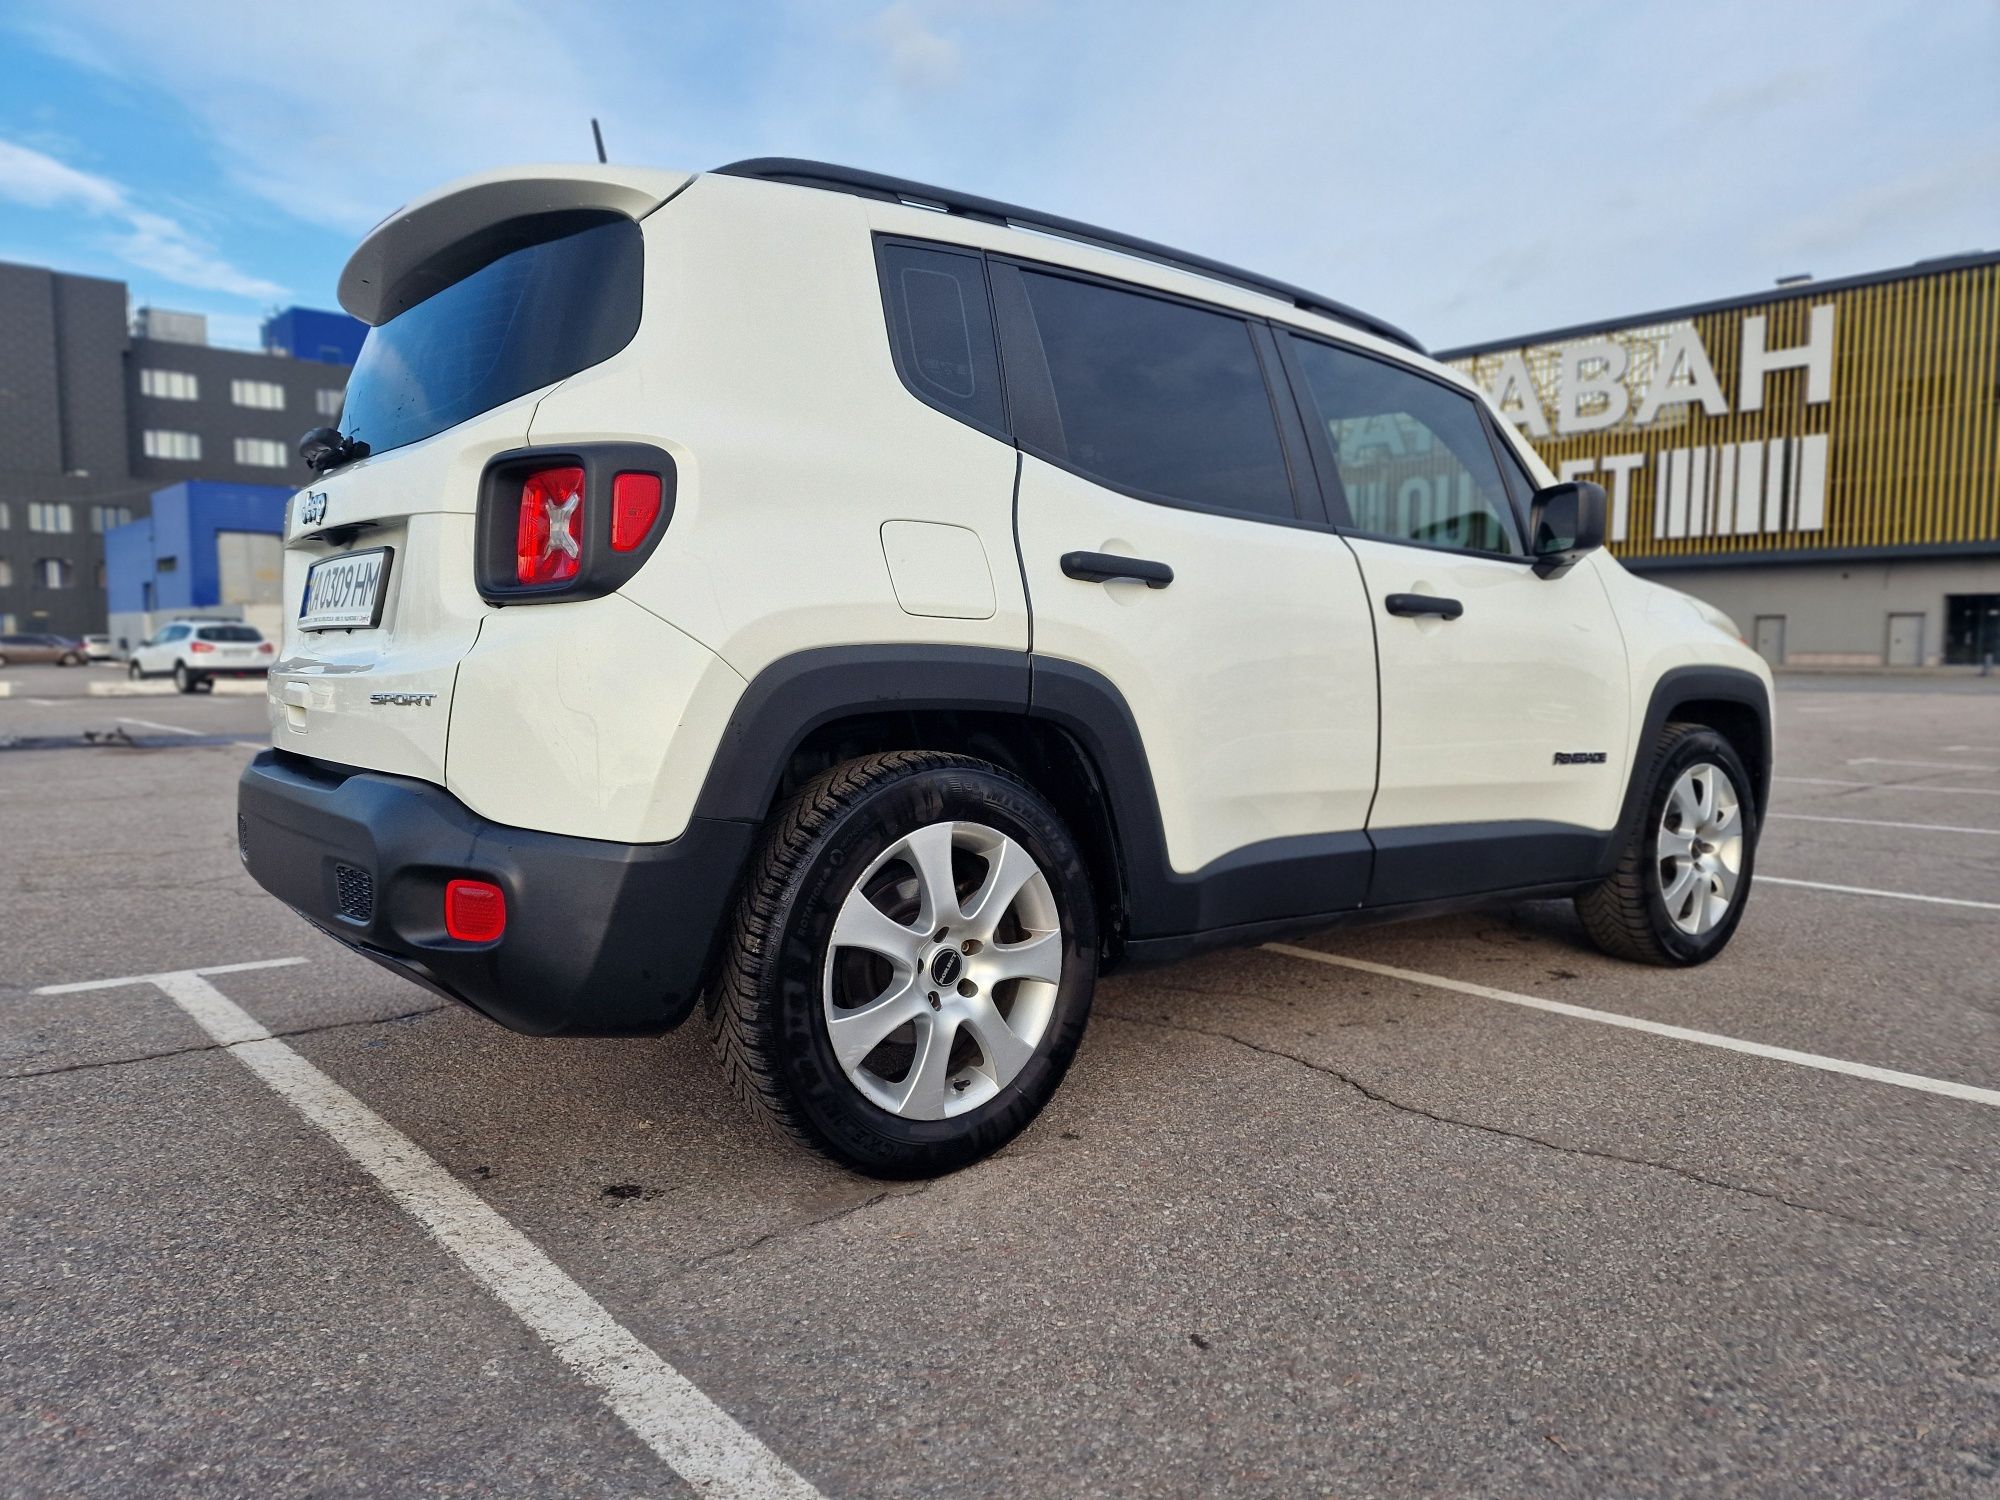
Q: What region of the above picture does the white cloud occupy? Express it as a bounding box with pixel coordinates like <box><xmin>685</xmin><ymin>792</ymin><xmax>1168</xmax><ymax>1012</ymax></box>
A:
<box><xmin>0</xmin><ymin>138</ymin><xmax>286</xmax><ymax>300</ymax></box>
<box><xmin>869</xmin><ymin>2</ymin><xmax>963</xmax><ymax>91</ymax></box>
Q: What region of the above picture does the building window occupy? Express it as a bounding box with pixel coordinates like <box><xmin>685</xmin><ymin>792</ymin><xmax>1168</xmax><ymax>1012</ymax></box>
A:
<box><xmin>0</xmin><ymin>559</ymin><xmax>12</xmax><ymax>587</ymax></box>
<box><xmin>234</xmin><ymin>437</ymin><xmax>291</xmax><ymax>469</ymax></box>
<box><xmin>28</xmin><ymin>502</ymin><xmax>75</xmax><ymax>533</ymax></box>
<box><xmin>35</xmin><ymin>558</ymin><xmax>75</xmax><ymax>590</ymax></box>
<box><xmin>231</xmin><ymin>378</ymin><xmax>287</xmax><ymax>410</ymax></box>
<box><xmin>316</xmin><ymin>388</ymin><xmax>344</xmax><ymax>418</ymax></box>
<box><xmin>143</xmin><ymin>429</ymin><xmax>202</xmax><ymax>461</ymax></box>
<box><xmin>140</xmin><ymin>368</ymin><xmax>200</xmax><ymax>400</ymax></box>
<box><xmin>89</xmin><ymin>505</ymin><xmax>133</xmax><ymax>533</ymax></box>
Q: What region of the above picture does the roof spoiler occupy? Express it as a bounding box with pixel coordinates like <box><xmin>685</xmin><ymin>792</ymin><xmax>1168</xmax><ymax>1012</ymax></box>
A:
<box><xmin>337</xmin><ymin>164</ymin><xmax>692</xmax><ymax>325</ymax></box>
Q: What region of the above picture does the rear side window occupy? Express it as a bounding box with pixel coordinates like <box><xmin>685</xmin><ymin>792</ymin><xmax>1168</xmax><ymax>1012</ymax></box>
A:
<box><xmin>1288</xmin><ymin>337</ymin><xmax>1523</xmax><ymax>556</ymax></box>
<box><xmin>339</xmin><ymin>214</ymin><xmax>643</xmax><ymax>460</ymax></box>
<box><xmin>876</xmin><ymin>241</ymin><xmax>1005</xmax><ymax>433</ymax></box>
<box><xmin>196</xmin><ymin>625</ymin><xmax>262</xmax><ymax>642</ymax></box>
<box><xmin>1018</xmin><ymin>272</ymin><xmax>1293</xmax><ymax>519</ymax></box>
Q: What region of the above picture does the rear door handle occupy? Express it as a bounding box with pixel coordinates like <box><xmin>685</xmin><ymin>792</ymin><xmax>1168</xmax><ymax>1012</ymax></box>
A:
<box><xmin>1061</xmin><ymin>551</ymin><xmax>1174</xmax><ymax>589</ymax></box>
<box><xmin>1384</xmin><ymin>592</ymin><xmax>1464</xmax><ymax>620</ymax></box>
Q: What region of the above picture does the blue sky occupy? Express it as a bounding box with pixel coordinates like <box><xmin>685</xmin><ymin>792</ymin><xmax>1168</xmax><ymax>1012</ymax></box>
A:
<box><xmin>1</xmin><ymin>0</ymin><xmax>1994</xmax><ymax>350</ymax></box>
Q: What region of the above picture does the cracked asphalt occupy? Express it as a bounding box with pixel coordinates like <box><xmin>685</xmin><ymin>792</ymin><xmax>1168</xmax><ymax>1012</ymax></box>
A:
<box><xmin>3</xmin><ymin>664</ymin><xmax>1998</xmax><ymax>1498</ymax></box>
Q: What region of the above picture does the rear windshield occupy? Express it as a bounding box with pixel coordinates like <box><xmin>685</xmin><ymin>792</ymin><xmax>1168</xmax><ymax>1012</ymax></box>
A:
<box><xmin>197</xmin><ymin>625</ymin><xmax>263</xmax><ymax>642</ymax></box>
<box><xmin>339</xmin><ymin>214</ymin><xmax>644</xmax><ymax>459</ymax></box>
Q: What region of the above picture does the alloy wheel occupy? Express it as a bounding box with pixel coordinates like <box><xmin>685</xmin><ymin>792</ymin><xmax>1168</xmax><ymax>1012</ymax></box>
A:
<box><xmin>1657</xmin><ymin>761</ymin><xmax>1743</xmax><ymax>935</ymax></box>
<box><xmin>822</xmin><ymin>821</ymin><xmax>1063</xmax><ymax>1120</ymax></box>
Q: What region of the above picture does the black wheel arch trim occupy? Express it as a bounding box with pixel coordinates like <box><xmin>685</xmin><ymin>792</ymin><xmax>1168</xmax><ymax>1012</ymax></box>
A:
<box><xmin>1610</xmin><ymin>664</ymin><xmax>1772</xmax><ymax>869</ymax></box>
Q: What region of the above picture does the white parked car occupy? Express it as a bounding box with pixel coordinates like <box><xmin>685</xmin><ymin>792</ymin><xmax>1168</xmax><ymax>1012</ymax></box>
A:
<box><xmin>81</xmin><ymin>634</ymin><xmax>115</xmax><ymax>662</ymax></box>
<box><xmin>129</xmin><ymin>621</ymin><xmax>274</xmax><ymax>693</ymax></box>
<box><xmin>238</xmin><ymin>160</ymin><xmax>1773</xmax><ymax>1177</ymax></box>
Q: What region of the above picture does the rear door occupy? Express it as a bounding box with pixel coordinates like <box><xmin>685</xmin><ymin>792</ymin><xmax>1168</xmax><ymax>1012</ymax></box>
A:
<box><xmin>1279</xmin><ymin>332</ymin><xmax>1630</xmax><ymax>904</ymax></box>
<box><xmin>998</xmin><ymin>262</ymin><xmax>1380</xmax><ymax>923</ymax></box>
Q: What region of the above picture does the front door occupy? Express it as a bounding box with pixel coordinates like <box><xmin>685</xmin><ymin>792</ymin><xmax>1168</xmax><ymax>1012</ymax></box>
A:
<box><xmin>999</xmin><ymin>262</ymin><xmax>1380</xmax><ymax>928</ymax></box>
<box><xmin>1886</xmin><ymin>612</ymin><xmax>1924</xmax><ymax>666</ymax></box>
<box><xmin>1280</xmin><ymin>332</ymin><xmax>1631</xmax><ymax>905</ymax></box>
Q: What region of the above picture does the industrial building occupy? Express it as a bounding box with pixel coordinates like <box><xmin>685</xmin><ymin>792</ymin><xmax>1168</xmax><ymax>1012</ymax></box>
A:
<box><xmin>0</xmin><ymin>258</ymin><xmax>358</xmax><ymax>638</ymax></box>
<box><xmin>1444</xmin><ymin>250</ymin><xmax>2000</xmax><ymax>667</ymax></box>
<box><xmin>102</xmin><ymin>481</ymin><xmax>289</xmax><ymax>653</ymax></box>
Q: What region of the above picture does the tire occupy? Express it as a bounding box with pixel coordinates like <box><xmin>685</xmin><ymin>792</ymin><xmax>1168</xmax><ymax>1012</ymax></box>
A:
<box><xmin>0</xmin><ymin>653</ymin><xmax>8</xmax><ymax>668</ymax></box>
<box><xmin>1576</xmin><ymin>722</ymin><xmax>1757</xmax><ymax>966</ymax></box>
<box><xmin>173</xmin><ymin>662</ymin><xmax>196</xmax><ymax>694</ymax></box>
<box><xmin>59</xmin><ymin>652</ymin><xmax>81</xmax><ymax>667</ymax></box>
<box><xmin>128</xmin><ymin>659</ymin><xmax>144</xmax><ymax>681</ymax></box>
<box><xmin>708</xmin><ymin>750</ymin><xmax>1099</xmax><ymax>1178</ymax></box>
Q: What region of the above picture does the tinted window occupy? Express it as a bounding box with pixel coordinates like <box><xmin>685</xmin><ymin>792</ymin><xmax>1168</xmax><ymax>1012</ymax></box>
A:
<box><xmin>878</xmin><ymin>242</ymin><xmax>1005</xmax><ymax>431</ymax></box>
<box><xmin>197</xmin><ymin>625</ymin><xmax>263</xmax><ymax>642</ymax></box>
<box><xmin>340</xmin><ymin>215</ymin><xmax>643</xmax><ymax>460</ymax></box>
<box><xmin>1290</xmin><ymin>337</ymin><xmax>1523</xmax><ymax>555</ymax></box>
<box><xmin>1020</xmin><ymin>272</ymin><xmax>1294</xmax><ymax>518</ymax></box>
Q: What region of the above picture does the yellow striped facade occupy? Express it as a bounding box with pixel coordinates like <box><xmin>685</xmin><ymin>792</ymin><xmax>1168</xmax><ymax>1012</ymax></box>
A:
<box><xmin>1446</xmin><ymin>257</ymin><xmax>2000</xmax><ymax>562</ymax></box>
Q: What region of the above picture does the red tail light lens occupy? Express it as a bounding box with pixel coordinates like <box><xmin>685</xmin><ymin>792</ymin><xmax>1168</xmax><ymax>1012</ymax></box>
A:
<box><xmin>190</xmin><ymin>640</ymin><xmax>215</xmax><ymax>653</ymax></box>
<box><xmin>515</xmin><ymin>466</ymin><xmax>586</xmax><ymax>585</ymax></box>
<box><xmin>444</xmin><ymin>879</ymin><xmax>507</xmax><ymax>942</ymax></box>
<box><xmin>258</xmin><ymin>642</ymin><xmax>274</xmax><ymax>654</ymax></box>
<box><xmin>610</xmin><ymin>472</ymin><xmax>661</xmax><ymax>552</ymax></box>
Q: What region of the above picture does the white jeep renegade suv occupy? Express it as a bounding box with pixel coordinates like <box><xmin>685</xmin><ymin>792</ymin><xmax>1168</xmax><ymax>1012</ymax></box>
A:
<box><xmin>238</xmin><ymin>159</ymin><xmax>1773</xmax><ymax>1177</ymax></box>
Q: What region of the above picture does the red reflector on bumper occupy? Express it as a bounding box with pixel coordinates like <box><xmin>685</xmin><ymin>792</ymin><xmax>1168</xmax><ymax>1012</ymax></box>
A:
<box><xmin>444</xmin><ymin>879</ymin><xmax>506</xmax><ymax>942</ymax></box>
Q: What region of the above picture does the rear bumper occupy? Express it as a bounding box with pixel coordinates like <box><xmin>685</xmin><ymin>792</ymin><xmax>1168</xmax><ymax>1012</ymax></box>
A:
<box><xmin>236</xmin><ymin>750</ymin><xmax>756</xmax><ymax>1036</ymax></box>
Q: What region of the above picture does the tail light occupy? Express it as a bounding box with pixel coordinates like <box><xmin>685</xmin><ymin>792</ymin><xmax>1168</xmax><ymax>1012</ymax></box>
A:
<box><xmin>444</xmin><ymin>879</ymin><xmax>506</xmax><ymax>942</ymax></box>
<box><xmin>514</xmin><ymin>466</ymin><xmax>586</xmax><ymax>586</ymax></box>
<box><xmin>190</xmin><ymin>640</ymin><xmax>214</xmax><ymax>654</ymax></box>
<box><xmin>610</xmin><ymin>473</ymin><xmax>662</xmax><ymax>551</ymax></box>
<box><xmin>475</xmin><ymin>444</ymin><xmax>677</xmax><ymax>604</ymax></box>
<box><xmin>258</xmin><ymin>642</ymin><xmax>274</xmax><ymax>654</ymax></box>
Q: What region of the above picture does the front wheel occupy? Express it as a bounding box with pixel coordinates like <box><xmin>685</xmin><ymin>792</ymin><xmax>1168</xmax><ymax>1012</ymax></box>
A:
<box><xmin>128</xmin><ymin>659</ymin><xmax>144</xmax><ymax>680</ymax></box>
<box><xmin>1576</xmin><ymin>723</ymin><xmax>1757</xmax><ymax>966</ymax></box>
<box><xmin>708</xmin><ymin>751</ymin><xmax>1098</xmax><ymax>1177</ymax></box>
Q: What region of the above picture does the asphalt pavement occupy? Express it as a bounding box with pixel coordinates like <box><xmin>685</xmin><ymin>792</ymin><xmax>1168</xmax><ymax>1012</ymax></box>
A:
<box><xmin>2</xmin><ymin>663</ymin><xmax>1997</xmax><ymax>1498</ymax></box>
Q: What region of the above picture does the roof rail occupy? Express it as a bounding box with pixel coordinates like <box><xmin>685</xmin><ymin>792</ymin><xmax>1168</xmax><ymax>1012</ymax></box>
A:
<box><xmin>711</xmin><ymin>157</ymin><xmax>1424</xmax><ymax>354</ymax></box>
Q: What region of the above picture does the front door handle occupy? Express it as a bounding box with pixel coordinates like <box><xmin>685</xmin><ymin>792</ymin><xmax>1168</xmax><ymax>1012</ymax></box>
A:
<box><xmin>1061</xmin><ymin>551</ymin><xmax>1174</xmax><ymax>589</ymax></box>
<box><xmin>1384</xmin><ymin>592</ymin><xmax>1464</xmax><ymax>620</ymax></box>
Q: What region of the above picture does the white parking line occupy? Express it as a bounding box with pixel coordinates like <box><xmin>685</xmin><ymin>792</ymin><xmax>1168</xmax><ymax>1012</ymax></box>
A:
<box><xmin>1770</xmin><ymin>812</ymin><xmax>2000</xmax><ymax>837</ymax></box>
<box><xmin>1849</xmin><ymin>756</ymin><xmax>1997</xmax><ymax>773</ymax></box>
<box><xmin>116</xmin><ymin>717</ymin><xmax>203</xmax><ymax>736</ymax></box>
<box><xmin>1759</xmin><ymin>876</ymin><xmax>2000</xmax><ymax>910</ymax></box>
<box><xmin>32</xmin><ymin>960</ymin><xmax>821</xmax><ymax>1500</ymax></box>
<box><xmin>1778</xmin><ymin>776</ymin><xmax>2000</xmax><ymax>798</ymax></box>
<box><xmin>1263</xmin><ymin>945</ymin><xmax>2000</xmax><ymax>1109</ymax></box>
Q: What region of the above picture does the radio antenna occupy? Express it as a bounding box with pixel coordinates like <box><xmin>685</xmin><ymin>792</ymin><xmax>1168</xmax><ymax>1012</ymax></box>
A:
<box><xmin>591</xmin><ymin>118</ymin><xmax>608</xmax><ymax>164</ymax></box>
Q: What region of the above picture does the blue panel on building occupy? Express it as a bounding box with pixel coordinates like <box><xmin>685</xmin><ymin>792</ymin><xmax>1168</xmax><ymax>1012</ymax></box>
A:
<box><xmin>106</xmin><ymin>480</ymin><xmax>292</xmax><ymax>615</ymax></box>
<box><xmin>261</xmin><ymin>305</ymin><xmax>366</xmax><ymax>366</ymax></box>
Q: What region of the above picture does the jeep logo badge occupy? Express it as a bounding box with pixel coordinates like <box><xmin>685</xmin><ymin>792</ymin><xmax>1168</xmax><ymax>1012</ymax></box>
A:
<box><xmin>299</xmin><ymin>490</ymin><xmax>328</xmax><ymax>527</ymax></box>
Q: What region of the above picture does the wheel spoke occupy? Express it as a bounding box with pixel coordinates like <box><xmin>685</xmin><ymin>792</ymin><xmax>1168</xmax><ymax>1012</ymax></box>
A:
<box><xmin>1690</xmin><ymin>768</ymin><xmax>1717</xmax><ymax>825</ymax></box>
<box><xmin>1660</xmin><ymin>859</ymin><xmax>1699</xmax><ymax>914</ymax></box>
<box><xmin>830</xmin><ymin>890</ymin><xmax>923</xmax><ymax>964</ymax></box>
<box><xmin>1712</xmin><ymin>856</ymin><xmax>1741</xmax><ymax>904</ymax></box>
<box><xmin>986</xmin><ymin>928</ymin><xmax>1063</xmax><ymax>986</ymax></box>
<box><xmin>1658</xmin><ymin>825</ymin><xmax>1695</xmax><ymax>860</ymax></box>
<box><xmin>825</xmin><ymin>976</ymin><xmax>925</xmax><ymax>1071</ymax></box>
<box><xmin>959</xmin><ymin>837</ymin><xmax>1039</xmax><ymax>940</ymax></box>
<box><xmin>959</xmin><ymin>992</ymin><xmax>1034</xmax><ymax>1083</ymax></box>
<box><xmin>889</xmin><ymin>1011</ymin><xmax>959</xmax><ymax>1120</ymax></box>
<box><xmin>902</xmin><ymin>822</ymin><xmax>964</xmax><ymax>934</ymax></box>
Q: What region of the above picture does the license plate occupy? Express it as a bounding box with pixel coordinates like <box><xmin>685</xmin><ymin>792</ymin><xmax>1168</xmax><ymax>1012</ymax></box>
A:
<box><xmin>299</xmin><ymin>547</ymin><xmax>393</xmax><ymax>631</ymax></box>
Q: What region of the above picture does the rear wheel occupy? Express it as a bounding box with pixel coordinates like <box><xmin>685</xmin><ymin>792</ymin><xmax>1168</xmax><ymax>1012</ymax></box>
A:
<box><xmin>173</xmin><ymin>662</ymin><xmax>196</xmax><ymax>694</ymax></box>
<box><xmin>59</xmin><ymin>652</ymin><xmax>82</xmax><ymax>667</ymax></box>
<box><xmin>1576</xmin><ymin>723</ymin><xmax>1756</xmax><ymax>966</ymax></box>
<box><xmin>708</xmin><ymin>751</ymin><xmax>1098</xmax><ymax>1177</ymax></box>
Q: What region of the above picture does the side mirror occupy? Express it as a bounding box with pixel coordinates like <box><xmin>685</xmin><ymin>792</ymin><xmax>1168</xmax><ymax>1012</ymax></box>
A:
<box><xmin>1528</xmin><ymin>480</ymin><xmax>1607</xmax><ymax>579</ymax></box>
